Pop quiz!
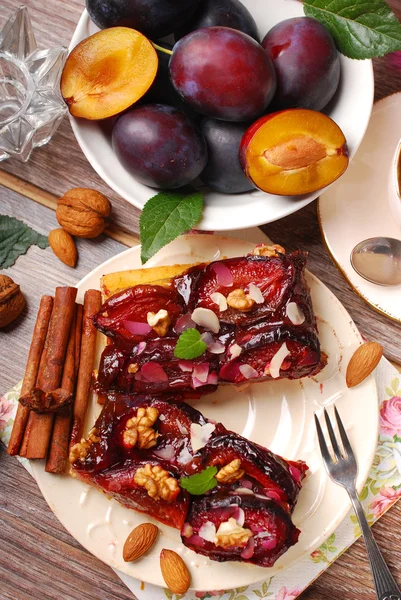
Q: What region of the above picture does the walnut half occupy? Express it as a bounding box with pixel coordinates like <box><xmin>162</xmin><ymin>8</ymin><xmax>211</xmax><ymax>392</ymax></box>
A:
<box><xmin>147</xmin><ymin>309</ymin><xmax>171</xmax><ymax>337</ymax></box>
<box><xmin>226</xmin><ymin>289</ymin><xmax>255</xmax><ymax>312</ymax></box>
<box><xmin>216</xmin><ymin>459</ymin><xmax>245</xmax><ymax>484</ymax></box>
<box><xmin>215</xmin><ymin>518</ymin><xmax>253</xmax><ymax>548</ymax></box>
<box><xmin>123</xmin><ymin>407</ymin><xmax>159</xmax><ymax>449</ymax></box>
<box><xmin>69</xmin><ymin>427</ymin><xmax>100</xmax><ymax>464</ymax></box>
<box><xmin>251</xmin><ymin>244</ymin><xmax>285</xmax><ymax>257</ymax></box>
<box><xmin>134</xmin><ymin>463</ymin><xmax>179</xmax><ymax>502</ymax></box>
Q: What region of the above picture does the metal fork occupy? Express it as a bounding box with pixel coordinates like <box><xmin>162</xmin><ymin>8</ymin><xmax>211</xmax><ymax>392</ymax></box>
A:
<box><xmin>315</xmin><ymin>406</ymin><xmax>401</xmax><ymax>600</ymax></box>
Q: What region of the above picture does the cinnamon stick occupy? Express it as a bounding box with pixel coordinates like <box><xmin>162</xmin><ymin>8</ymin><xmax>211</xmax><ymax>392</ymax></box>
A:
<box><xmin>70</xmin><ymin>290</ymin><xmax>102</xmax><ymax>446</ymax></box>
<box><xmin>23</xmin><ymin>287</ymin><xmax>78</xmax><ymax>459</ymax></box>
<box><xmin>45</xmin><ymin>304</ymin><xmax>83</xmax><ymax>473</ymax></box>
<box><xmin>7</xmin><ymin>296</ymin><xmax>54</xmax><ymax>456</ymax></box>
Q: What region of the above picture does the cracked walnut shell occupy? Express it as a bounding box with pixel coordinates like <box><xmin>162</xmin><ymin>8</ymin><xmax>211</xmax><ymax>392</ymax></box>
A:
<box><xmin>0</xmin><ymin>275</ymin><xmax>25</xmax><ymax>328</ymax></box>
<box><xmin>56</xmin><ymin>188</ymin><xmax>111</xmax><ymax>238</ymax></box>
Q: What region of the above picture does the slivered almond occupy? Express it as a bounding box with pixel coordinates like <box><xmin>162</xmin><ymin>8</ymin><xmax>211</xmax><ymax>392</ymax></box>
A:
<box><xmin>49</xmin><ymin>228</ymin><xmax>77</xmax><ymax>267</ymax></box>
<box><xmin>123</xmin><ymin>523</ymin><xmax>159</xmax><ymax>562</ymax></box>
<box><xmin>160</xmin><ymin>549</ymin><xmax>191</xmax><ymax>594</ymax></box>
<box><xmin>346</xmin><ymin>342</ymin><xmax>383</xmax><ymax>388</ymax></box>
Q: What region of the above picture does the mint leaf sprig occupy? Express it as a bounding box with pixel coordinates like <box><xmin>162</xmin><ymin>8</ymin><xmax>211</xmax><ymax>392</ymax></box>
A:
<box><xmin>0</xmin><ymin>215</ymin><xmax>49</xmax><ymax>268</ymax></box>
<box><xmin>139</xmin><ymin>189</ymin><xmax>203</xmax><ymax>264</ymax></box>
<box><xmin>174</xmin><ymin>329</ymin><xmax>207</xmax><ymax>360</ymax></box>
<box><xmin>180</xmin><ymin>466</ymin><xmax>218</xmax><ymax>495</ymax></box>
<box><xmin>302</xmin><ymin>0</ymin><xmax>401</xmax><ymax>59</ymax></box>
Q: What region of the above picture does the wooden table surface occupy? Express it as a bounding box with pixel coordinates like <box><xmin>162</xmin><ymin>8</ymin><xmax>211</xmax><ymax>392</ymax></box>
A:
<box><xmin>1</xmin><ymin>1</ymin><xmax>401</xmax><ymax>599</ymax></box>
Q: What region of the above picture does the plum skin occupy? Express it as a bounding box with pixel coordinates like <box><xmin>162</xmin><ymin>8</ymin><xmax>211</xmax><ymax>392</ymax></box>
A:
<box><xmin>86</xmin><ymin>0</ymin><xmax>201</xmax><ymax>38</ymax></box>
<box><xmin>262</xmin><ymin>17</ymin><xmax>340</xmax><ymax>111</ymax></box>
<box><xmin>199</xmin><ymin>118</ymin><xmax>254</xmax><ymax>193</ymax></box>
<box><xmin>112</xmin><ymin>104</ymin><xmax>208</xmax><ymax>189</ymax></box>
<box><xmin>175</xmin><ymin>0</ymin><xmax>259</xmax><ymax>41</ymax></box>
<box><xmin>170</xmin><ymin>27</ymin><xmax>277</xmax><ymax>122</ymax></box>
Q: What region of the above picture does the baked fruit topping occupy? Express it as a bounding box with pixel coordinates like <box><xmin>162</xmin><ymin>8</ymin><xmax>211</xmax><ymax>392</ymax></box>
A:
<box><xmin>94</xmin><ymin>248</ymin><xmax>325</xmax><ymax>396</ymax></box>
<box><xmin>71</xmin><ymin>393</ymin><xmax>307</xmax><ymax>566</ymax></box>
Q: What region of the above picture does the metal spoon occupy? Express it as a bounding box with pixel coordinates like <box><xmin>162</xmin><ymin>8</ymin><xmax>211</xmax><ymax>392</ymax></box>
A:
<box><xmin>351</xmin><ymin>237</ymin><xmax>401</xmax><ymax>286</ymax></box>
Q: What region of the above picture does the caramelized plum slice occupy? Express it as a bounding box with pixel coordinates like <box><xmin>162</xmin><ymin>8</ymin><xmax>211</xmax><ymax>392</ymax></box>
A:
<box><xmin>61</xmin><ymin>28</ymin><xmax>158</xmax><ymax>120</ymax></box>
<box><xmin>93</xmin><ymin>459</ymin><xmax>189</xmax><ymax>529</ymax></box>
<box><xmin>187</xmin><ymin>255</ymin><xmax>294</xmax><ymax>324</ymax></box>
<box><xmin>240</xmin><ymin>109</ymin><xmax>349</xmax><ymax>196</ymax></box>
<box><xmin>198</xmin><ymin>433</ymin><xmax>307</xmax><ymax>509</ymax></box>
<box><xmin>93</xmin><ymin>285</ymin><xmax>183</xmax><ymax>348</ymax></box>
<box><xmin>220</xmin><ymin>325</ymin><xmax>323</xmax><ymax>383</ymax></box>
<box><xmin>181</xmin><ymin>493</ymin><xmax>300</xmax><ymax>566</ymax></box>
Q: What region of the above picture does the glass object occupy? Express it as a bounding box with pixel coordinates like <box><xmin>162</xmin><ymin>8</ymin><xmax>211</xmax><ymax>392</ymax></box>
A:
<box><xmin>0</xmin><ymin>6</ymin><xmax>68</xmax><ymax>162</ymax></box>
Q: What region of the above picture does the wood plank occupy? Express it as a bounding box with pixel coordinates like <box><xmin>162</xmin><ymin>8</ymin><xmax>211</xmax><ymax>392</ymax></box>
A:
<box><xmin>1</xmin><ymin>0</ymin><xmax>401</xmax><ymax>598</ymax></box>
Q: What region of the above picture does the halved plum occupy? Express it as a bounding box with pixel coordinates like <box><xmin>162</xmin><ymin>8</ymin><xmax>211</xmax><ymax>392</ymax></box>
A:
<box><xmin>240</xmin><ymin>109</ymin><xmax>349</xmax><ymax>195</ymax></box>
<box><xmin>197</xmin><ymin>433</ymin><xmax>307</xmax><ymax>510</ymax></box>
<box><xmin>93</xmin><ymin>285</ymin><xmax>184</xmax><ymax>348</ymax></box>
<box><xmin>181</xmin><ymin>493</ymin><xmax>300</xmax><ymax>566</ymax></box>
<box><xmin>61</xmin><ymin>28</ymin><xmax>158</xmax><ymax>120</ymax></box>
<box><xmin>178</xmin><ymin>254</ymin><xmax>294</xmax><ymax>325</ymax></box>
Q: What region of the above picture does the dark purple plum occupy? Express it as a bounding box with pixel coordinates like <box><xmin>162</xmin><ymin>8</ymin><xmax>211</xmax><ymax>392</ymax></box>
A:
<box><xmin>170</xmin><ymin>27</ymin><xmax>276</xmax><ymax>122</ymax></box>
<box><xmin>199</xmin><ymin>118</ymin><xmax>254</xmax><ymax>193</ymax></box>
<box><xmin>262</xmin><ymin>17</ymin><xmax>340</xmax><ymax>111</ymax></box>
<box><xmin>175</xmin><ymin>0</ymin><xmax>259</xmax><ymax>41</ymax></box>
<box><xmin>143</xmin><ymin>44</ymin><xmax>200</xmax><ymax>122</ymax></box>
<box><xmin>86</xmin><ymin>0</ymin><xmax>201</xmax><ymax>38</ymax></box>
<box><xmin>112</xmin><ymin>104</ymin><xmax>208</xmax><ymax>189</ymax></box>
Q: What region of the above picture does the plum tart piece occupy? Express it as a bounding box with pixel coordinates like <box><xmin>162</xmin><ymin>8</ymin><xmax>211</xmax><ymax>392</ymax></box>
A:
<box><xmin>94</xmin><ymin>247</ymin><xmax>326</xmax><ymax>396</ymax></box>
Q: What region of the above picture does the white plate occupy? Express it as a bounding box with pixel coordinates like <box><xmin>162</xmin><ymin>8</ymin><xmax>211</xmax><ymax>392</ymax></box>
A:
<box><xmin>318</xmin><ymin>93</ymin><xmax>401</xmax><ymax>324</ymax></box>
<box><xmin>31</xmin><ymin>235</ymin><xmax>378</xmax><ymax>591</ymax></box>
<box><xmin>68</xmin><ymin>0</ymin><xmax>374</xmax><ymax>231</ymax></box>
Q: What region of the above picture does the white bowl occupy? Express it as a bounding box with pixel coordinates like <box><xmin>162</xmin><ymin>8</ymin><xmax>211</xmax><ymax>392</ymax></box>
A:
<box><xmin>68</xmin><ymin>0</ymin><xmax>374</xmax><ymax>231</ymax></box>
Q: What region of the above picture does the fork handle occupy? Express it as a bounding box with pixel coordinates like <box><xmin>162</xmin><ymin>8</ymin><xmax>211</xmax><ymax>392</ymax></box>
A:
<box><xmin>348</xmin><ymin>488</ymin><xmax>401</xmax><ymax>600</ymax></box>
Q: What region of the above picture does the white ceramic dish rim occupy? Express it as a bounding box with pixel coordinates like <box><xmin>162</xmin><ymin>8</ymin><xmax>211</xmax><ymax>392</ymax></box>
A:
<box><xmin>31</xmin><ymin>235</ymin><xmax>379</xmax><ymax>591</ymax></box>
<box><xmin>67</xmin><ymin>1</ymin><xmax>374</xmax><ymax>231</ymax></box>
<box><xmin>318</xmin><ymin>92</ymin><xmax>401</xmax><ymax>325</ymax></box>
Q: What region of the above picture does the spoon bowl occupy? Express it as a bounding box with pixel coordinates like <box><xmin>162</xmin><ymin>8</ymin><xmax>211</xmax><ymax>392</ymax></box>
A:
<box><xmin>351</xmin><ymin>237</ymin><xmax>401</xmax><ymax>286</ymax></box>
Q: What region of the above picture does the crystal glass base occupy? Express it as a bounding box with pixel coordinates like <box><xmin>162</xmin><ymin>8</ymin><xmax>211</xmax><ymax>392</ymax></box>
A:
<box><xmin>0</xmin><ymin>6</ymin><xmax>68</xmax><ymax>162</ymax></box>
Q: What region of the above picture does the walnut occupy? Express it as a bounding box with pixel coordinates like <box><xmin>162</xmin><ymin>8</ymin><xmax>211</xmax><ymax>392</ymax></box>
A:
<box><xmin>134</xmin><ymin>463</ymin><xmax>179</xmax><ymax>502</ymax></box>
<box><xmin>215</xmin><ymin>518</ymin><xmax>253</xmax><ymax>548</ymax></box>
<box><xmin>127</xmin><ymin>363</ymin><xmax>139</xmax><ymax>374</ymax></box>
<box><xmin>0</xmin><ymin>275</ymin><xmax>25</xmax><ymax>328</ymax></box>
<box><xmin>56</xmin><ymin>188</ymin><xmax>111</xmax><ymax>238</ymax></box>
<box><xmin>226</xmin><ymin>289</ymin><xmax>255</xmax><ymax>312</ymax></box>
<box><xmin>69</xmin><ymin>428</ymin><xmax>100</xmax><ymax>463</ymax></box>
<box><xmin>147</xmin><ymin>309</ymin><xmax>171</xmax><ymax>337</ymax></box>
<box><xmin>123</xmin><ymin>407</ymin><xmax>159</xmax><ymax>449</ymax></box>
<box><xmin>216</xmin><ymin>459</ymin><xmax>245</xmax><ymax>484</ymax></box>
<box><xmin>252</xmin><ymin>244</ymin><xmax>285</xmax><ymax>257</ymax></box>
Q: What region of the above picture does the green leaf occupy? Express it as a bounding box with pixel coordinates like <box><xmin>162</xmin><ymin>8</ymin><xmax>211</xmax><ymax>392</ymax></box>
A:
<box><xmin>253</xmin><ymin>591</ymin><xmax>262</xmax><ymax>598</ymax></box>
<box><xmin>0</xmin><ymin>215</ymin><xmax>49</xmax><ymax>268</ymax></box>
<box><xmin>236</xmin><ymin>588</ymin><xmax>249</xmax><ymax>594</ymax></box>
<box><xmin>174</xmin><ymin>329</ymin><xmax>207</xmax><ymax>360</ymax></box>
<box><xmin>164</xmin><ymin>590</ymin><xmax>173</xmax><ymax>600</ymax></box>
<box><xmin>391</xmin><ymin>377</ymin><xmax>400</xmax><ymax>393</ymax></box>
<box><xmin>328</xmin><ymin>545</ymin><xmax>337</xmax><ymax>553</ymax></box>
<box><xmin>234</xmin><ymin>595</ymin><xmax>249</xmax><ymax>600</ymax></box>
<box><xmin>180</xmin><ymin>466</ymin><xmax>218</xmax><ymax>495</ymax></box>
<box><xmin>326</xmin><ymin>532</ymin><xmax>336</xmax><ymax>545</ymax></box>
<box><xmin>139</xmin><ymin>190</ymin><xmax>203</xmax><ymax>264</ymax></box>
<box><xmin>261</xmin><ymin>581</ymin><xmax>269</xmax><ymax>596</ymax></box>
<box><xmin>302</xmin><ymin>0</ymin><xmax>401</xmax><ymax>59</ymax></box>
<box><xmin>359</xmin><ymin>485</ymin><xmax>369</xmax><ymax>501</ymax></box>
<box><xmin>386</xmin><ymin>387</ymin><xmax>394</xmax><ymax>398</ymax></box>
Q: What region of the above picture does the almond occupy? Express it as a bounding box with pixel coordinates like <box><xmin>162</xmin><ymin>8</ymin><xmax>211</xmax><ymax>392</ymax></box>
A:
<box><xmin>49</xmin><ymin>228</ymin><xmax>78</xmax><ymax>268</ymax></box>
<box><xmin>160</xmin><ymin>549</ymin><xmax>191</xmax><ymax>594</ymax></box>
<box><xmin>346</xmin><ymin>341</ymin><xmax>383</xmax><ymax>388</ymax></box>
<box><xmin>123</xmin><ymin>522</ymin><xmax>159</xmax><ymax>562</ymax></box>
